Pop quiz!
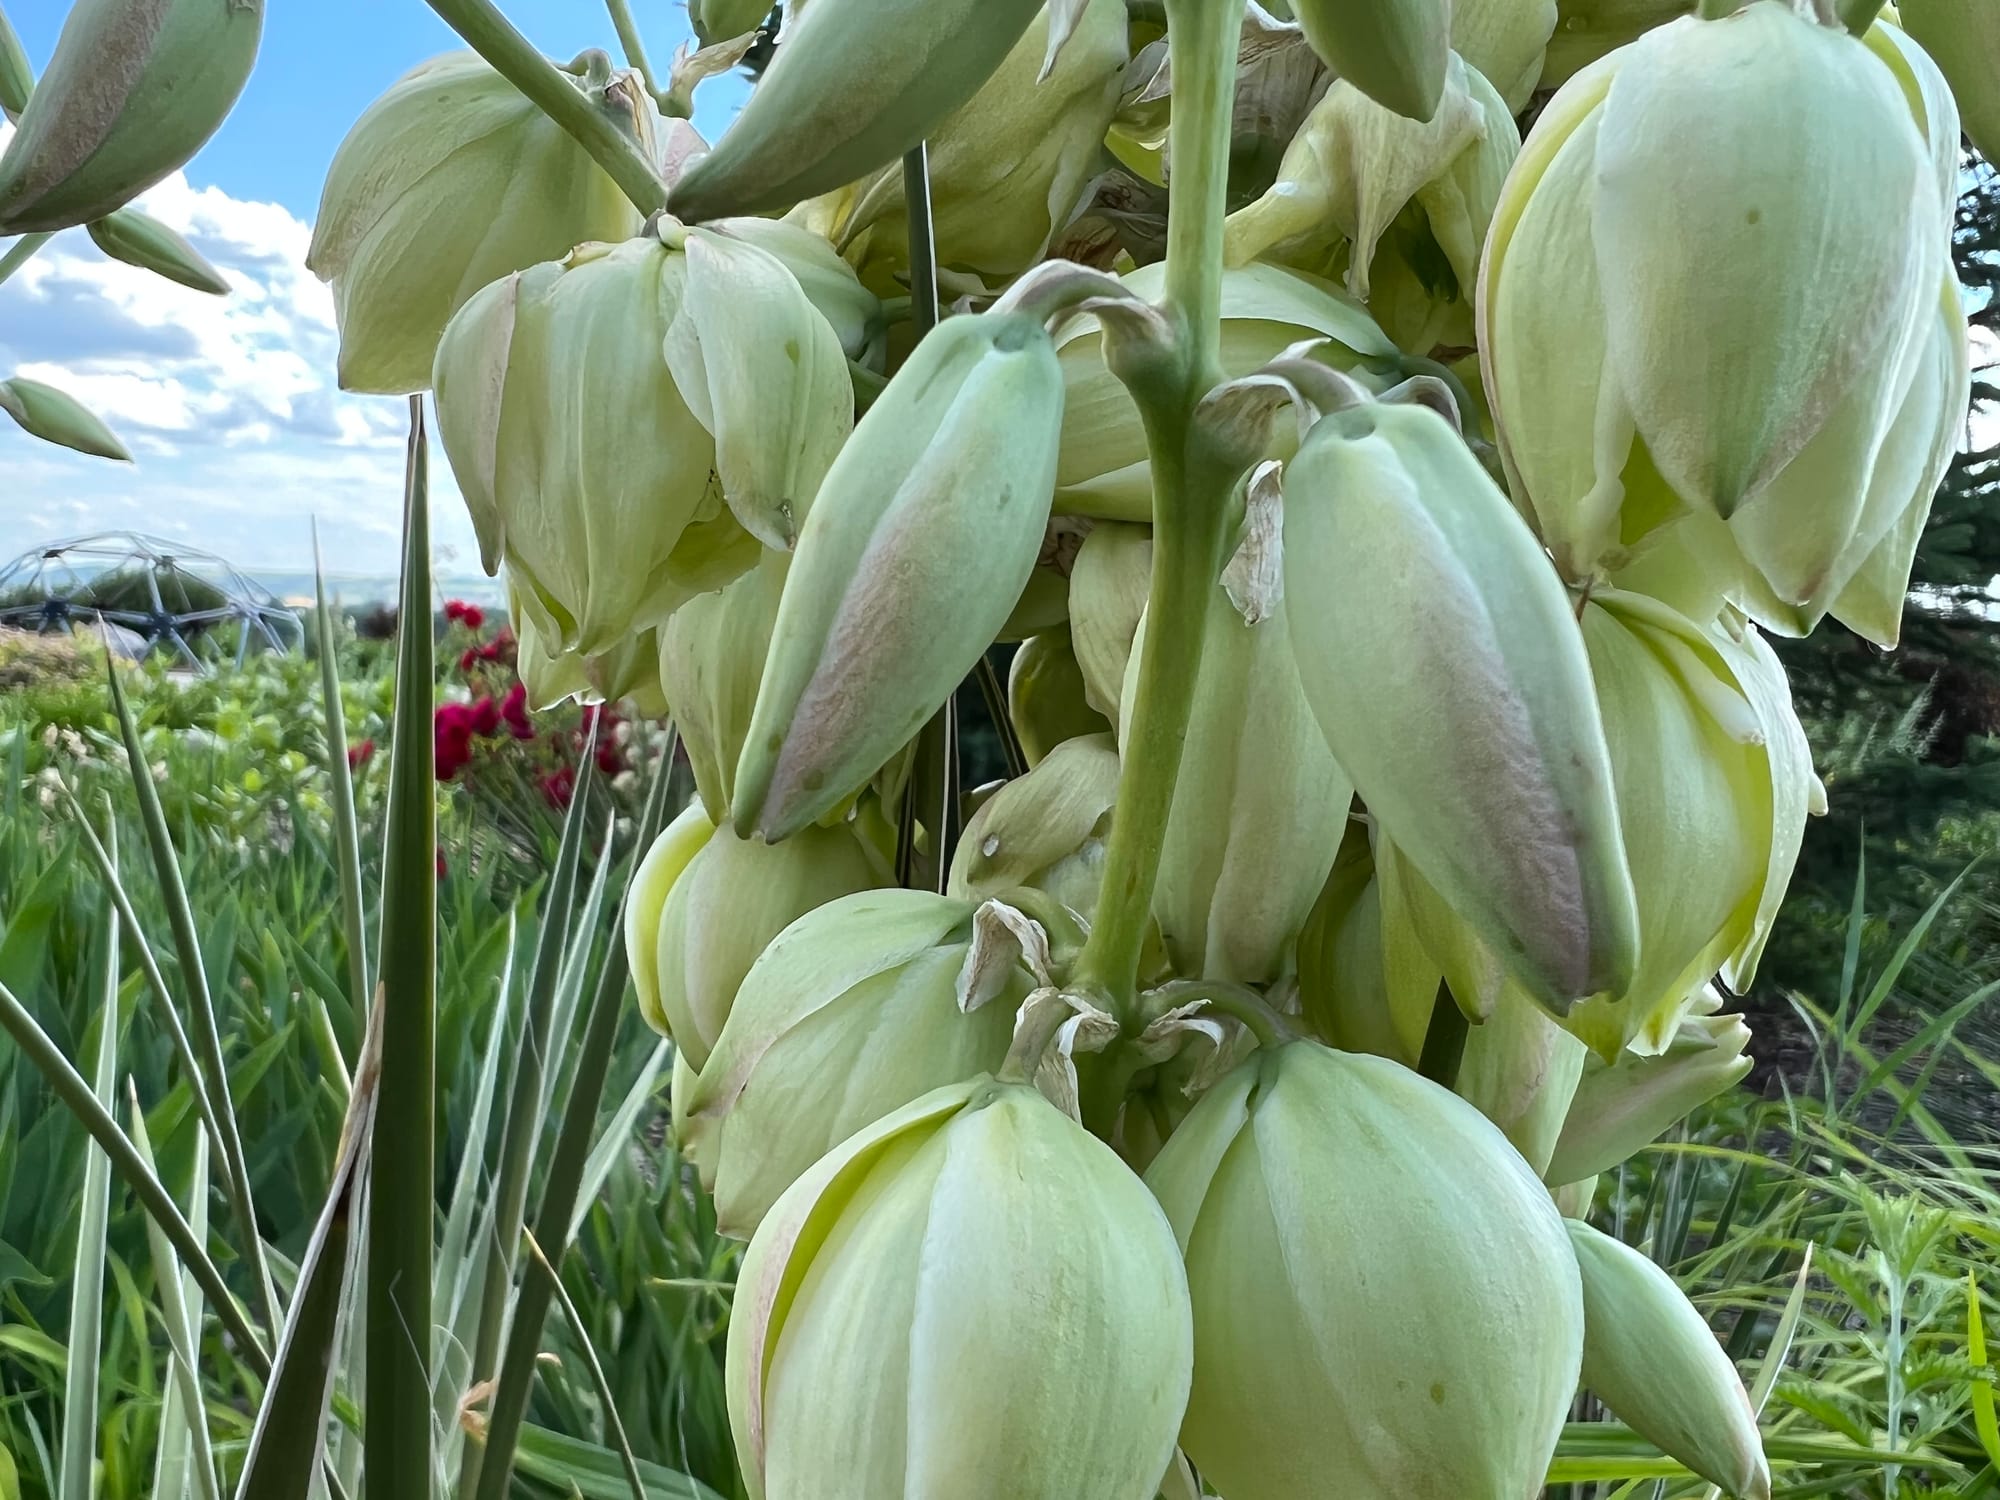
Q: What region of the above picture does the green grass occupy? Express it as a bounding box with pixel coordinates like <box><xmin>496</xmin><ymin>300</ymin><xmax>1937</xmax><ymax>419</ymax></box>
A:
<box><xmin>0</xmin><ymin>609</ymin><xmax>735</xmax><ymax>1500</ymax></box>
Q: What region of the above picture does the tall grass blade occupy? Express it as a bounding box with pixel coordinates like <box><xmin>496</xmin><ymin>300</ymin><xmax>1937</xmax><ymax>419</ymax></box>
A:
<box><xmin>0</xmin><ymin>975</ymin><xmax>269</xmax><ymax>1373</ymax></box>
<box><xmin>237</xmin><ymin>989</ymin><xmax>382</xmax><ymax>1500</ymax></box>
<box><xmin>1695</xmin><ymin>1245</ymin><xmax>1815</xmax><ymax>1500</ymax></box>
<box><xmin>461</xmin><ymin>742</ymin><xmax>596</xmax><ymax>1499</ymax></box>
<box><xmin>512</xmin><ymin>1425</ymin><xmax>722</xmax><ymax>1500</ymax></box>
<box><xmin>104</xmin><ymin>650</ymin><xmax>281</xmax><ymax>1333</ymax></box>
<box><xmin>436</xmin><ymin>910</ymin><xmax>520</xmax><ymax>1482</ymax></box>
<box><xmin>59</xmin><ymin>880</ymin><xmax>118</xmax><ymax>1500</ymax></box>
<box><xmin>59</xmin><ymin>788</ymin><xmax>227</xmax><ymax>1173</ymax></box>
<box><xmin>1970</xmin><ymin>1270</ymin><xmax>2000</xmax><ymax>1472</ymax></box>
<box><xmin>542</xmin><ymin>808</ymin><xmax>618</xmax><ymax>1128</ymax></box>
<box><xmin>473</xmin><ymin>746</ymin><xmax>674</xmax><ymax>1500</ymax></box>
<box><xmin>131</xmin><ymin>1088</ymin><xmax>220</xmax><ymax>1500</ymax></box>
<box><xmin>315</xmin><ymin>524</ymin><xmax>372</xmax><ymax>1012</ymax></box>
<box><xmin>569</xmin><ymin>1040</ymin><xmax>669</xmax><ymax>1243</ymax></box>
<box><xmin>366</xmin><ymin>394</ymin><xmax>440</xmax><ymax>1497</ymax></box>
<box><xmin>1847</xmin><ymin>862</ymin><xmax>1972</xmax><ymax>1041</ymax></box>
<box><xmin>521</xmin><ymin>1230</ymin><xmax>646</xmax><ymax>1500</ymax></box>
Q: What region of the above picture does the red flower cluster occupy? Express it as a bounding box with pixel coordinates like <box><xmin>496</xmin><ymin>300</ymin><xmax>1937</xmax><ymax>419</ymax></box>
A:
<box><xmin>347</xmin><ymin>738</ymin><xmax>375</xmax><ymax>770</ymax></box>
<box><xmin>434</xmin><ymin>697</ymin><xmax>505</xmax><ymax>780</ymax></box>
<box><xmin>501</xmin><ymin>681</ymin><xmax>534</xmax><ymax>739</ymax></box>
<box><xmin>458</xmin><ymin>628</ymin><xmax>515</xmax><ymax>675</ymax></box>
<box><xmin>539</xmin><ymin>763</ymin><xmax>575</xmax><ymax>810</ymax></box>
<box><xmin>443</xmin><ymin>599</ymin><xmax>486</xmax><ymax>631</ymax></box>
<box><xmin>578</xmin><ymin>703</ymin><xmax>625</xmax><ymax>776</ymax></box>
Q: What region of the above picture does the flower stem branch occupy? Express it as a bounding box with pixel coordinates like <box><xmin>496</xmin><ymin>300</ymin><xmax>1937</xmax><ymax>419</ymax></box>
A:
<box><xmin>1073</xmin><ymin>0</ymin><xmax>1244</xmax><ymax>1030</ymax></box>
<box><xmin>1149</xmin><ymin>979</ymin><xmax>1294</xmax><ymax>1050</ymax></box>
<box><xmin>424</xmin><ymin>0</ymin><xmax>668</xmax><ymax>216</ymax></box>
<box><xmin>604</xmin><ymin>0</ymin><xmax>663</xmax><ymax>100</ymax></box>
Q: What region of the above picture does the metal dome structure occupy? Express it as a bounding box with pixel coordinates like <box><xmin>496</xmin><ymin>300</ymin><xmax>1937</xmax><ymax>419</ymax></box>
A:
<box><xmin>0</xmin><ymin>531</ymin><xmax>303</xmax><ymax>668</ymax></box>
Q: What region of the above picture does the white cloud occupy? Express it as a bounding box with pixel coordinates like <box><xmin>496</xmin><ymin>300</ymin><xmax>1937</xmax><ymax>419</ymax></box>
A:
<box><xmin>0</xmin><ymin>124</ymin><xmax>479</xmax><ymax>583</ymax></box>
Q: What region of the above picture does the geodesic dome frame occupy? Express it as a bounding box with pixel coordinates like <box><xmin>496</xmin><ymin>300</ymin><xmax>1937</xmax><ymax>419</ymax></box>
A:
<box><xmin>0</xmin><ymin>531</ymin><xmax>303</xmax><ymax>669</ymax></box>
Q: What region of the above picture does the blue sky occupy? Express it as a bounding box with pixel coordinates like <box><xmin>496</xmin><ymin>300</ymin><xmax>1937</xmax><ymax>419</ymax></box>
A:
<box><xmin>0</xmin><ymin>0</ymin><xmax>748</xmax><ymax>579</ymax></box>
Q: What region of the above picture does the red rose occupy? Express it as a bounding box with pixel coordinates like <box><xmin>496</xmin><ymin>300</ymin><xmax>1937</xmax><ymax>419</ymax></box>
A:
<box><xmin>434</xmin><ymin>702</ymin><xmax>478</xmax><ymax>780</ymax></box>
<box><xmin>347</xmin><ymin>739</ymin><xmax>375</xmax><ymax>770</ymax></box>
<box><xmin>469</xmin><ymin>695</ymin><xmax>502</xmax><ymax>737</ymax></box>
<box><xmin>539</xmin><ymin>764</ymin><xmax>575</xmax><ymax>810</ymax></box>
<box><xmin>501</xmin><ymin>682</ymin><xmax>534</xmax><ymax>740</ymax></box>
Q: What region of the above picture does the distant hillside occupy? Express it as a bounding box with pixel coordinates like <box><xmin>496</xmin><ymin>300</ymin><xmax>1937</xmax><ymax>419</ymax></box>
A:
<box><xmin>254</xmin><ymin>570</ymin><xmax>506</xmax><ymax>611</ymax></box>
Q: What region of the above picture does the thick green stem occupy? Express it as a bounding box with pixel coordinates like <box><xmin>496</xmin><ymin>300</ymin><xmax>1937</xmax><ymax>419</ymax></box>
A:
<box><xmin>1073</xmin><ymin>0</ymin><xmax>1243</xmax><ymax>1028</ymax></box>
<box><xmin>423</xmin><ymin>0</ymin><xmax>668</xmax><ymax>216</ymax></box>
<box><xmin>1072</xmin><ymin>439</ymin><xmax>1234</xmax><ymax>1023</ymax></box>
<box><xmin>0</xmin><ymin>231</ymin><xmax>49</xmax><ymax>286</ymax></box>
<box><xmin>603</xmin><ymin>0</ymin><xmax>662</xmax><ymax>99</ymax></box>
<box><xmin>1160</xmin><ymin>0</ymin><xmax>1241</xmax><ymax>390</ymax></box>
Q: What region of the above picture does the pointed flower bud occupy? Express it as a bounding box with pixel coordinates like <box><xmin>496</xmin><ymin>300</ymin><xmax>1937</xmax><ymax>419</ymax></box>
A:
<box><xmin>1456</xmin><ymin>983</ymin><xmax>1590</xmax><ymax>1177</ymax></box>
<box><xmin>726</xmin><ymin>1076</ymin><xmax>1192</xmax><ymax>1500</ymax></box>
<box><xmin>1145</xmin><ymin>1041</ymin><xmax>1584</xmax><ymax>1500</ymax></box>
<box><xmin>1480</xmin><ymin>3</ymin><xmax>1955</xmax><ymax>627</ymax></box>
<box><xmin>1126</xmin><ymin>566</ymin><xmax>1353</xmax><ymax>984</ymax></box>
<box><xmin>1897</xmin><ymin>0</ymin><xmax>2000</xmax><ymax>165</ymax></box>
<box><xmin>1067</xmin><ymin>522</ymin><xmax>1153</xmax><ymax>726</ymax></box>
<box><xmin>834</xmin><ymin>0</ymin><xmax>1129</xmax><ymax>284</ymax></box>
<box><xmin>1560</xmin><ymin>592</ymin><xmax>1811</xmax><ymax>1055</ymax></box>
<box><xmin>1291</xmin><ymin>0</ymin><xmax>1450</xmax><ymax>121</ymax></box>
<box><xmin>1453</xmin><ymin>0</ymin><xmax>1558</xmax><ymax>111</ymax></box>
<box><xmin>948</xmin><ymin>733</ymin><xmax>1119</xmax><ymax>920</ymax></box>
<box><xmin>1567</xmin><ymin>1220</ymin><xmax>1771</xmax><ymax>1500</ymax></box>
<box><xmin>85</xmin><ymin>206</ymin><xmax>228</xmax><ymax>294</ymax></box>
<box><xmin>690</xmin><ymin>0</ymin><xmax>773</xmax><ymax>46</ymax></box>
<box><xmin>1284</xmin><ymin>399</ymin><xmax>1639</xmax><ymax>1014</ymax></box>
<box><xmin>668</xmin><ymin>0</ymin><xmax>1045</xmax><ymax>221</ymax></box>
<box><xmin>680</xmin><ymin>890</ymin><xmax>1024</xmax><ymax>1236</ymax></box>
<box><xmin>0</xmin><ymin>377</ymin><xmax>131</xmax><ymax>461</ymax></box>
<box><xmin>1296</xmin><ymin>822</ymin><xmax>1436</xmax><ymax>1066</ymax></box>
<box><xmin>660</xmin><ymin>553</ymin><xmax>787</xmax><ymax>824</ymax></box>
<box><xmin>0</xmin><ymin>0</ymin><xmax>262</xmax><ymax>234</ymax></box>
<box><xmin>432</xmin><ymin>225</ymin><xmax>851</xmax><ymax>658</ymax></box>
<box><xmin>625</xmin><ymin>802</ymin><xmax>718</xmax><ymax>1042</ymax></box>
<box><xmin>1008</xmin><ymin>626</ymin><xmax>1113</xmax><ymax>767</ymax></box>
<box><xmin>1547</xmin><ymin>1002</ymin><xmax>1753</xmax><ymax>1185</ymax></box>
<box><xmin>1055</xmin><ymin>263</ymin><xmax>1395</xmax><ymax>520</ymax></box>
<box><xmin>307</xmin><ymin>51</ymin><xmax>656</xmax><ymax>394</ymax></box>
<box><xmin>1224</xmin><ymin>51</ymin><xmax>1518</xmax><ymax>330</ymax></box>
<box><xmin>1537</xmin><ymin>0</ymin><xmax>1688</xmax><ymax>92</ymax></box>
<box><xmin>733</xmin><ymin>312</ymin><xmax>1064</xmax><ymax>841</ymax></box>
<box><xmin>632</xmin><ymin>814</ymin><xmax>886</xmax><ymax>1071</ymax></box>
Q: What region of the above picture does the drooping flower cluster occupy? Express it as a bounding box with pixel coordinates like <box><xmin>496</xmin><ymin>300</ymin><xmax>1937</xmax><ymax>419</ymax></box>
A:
<box><xmin>302</xmin><ymin>1</ymin><xmax>1985</xmax><ymax>1495</ymax></box>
